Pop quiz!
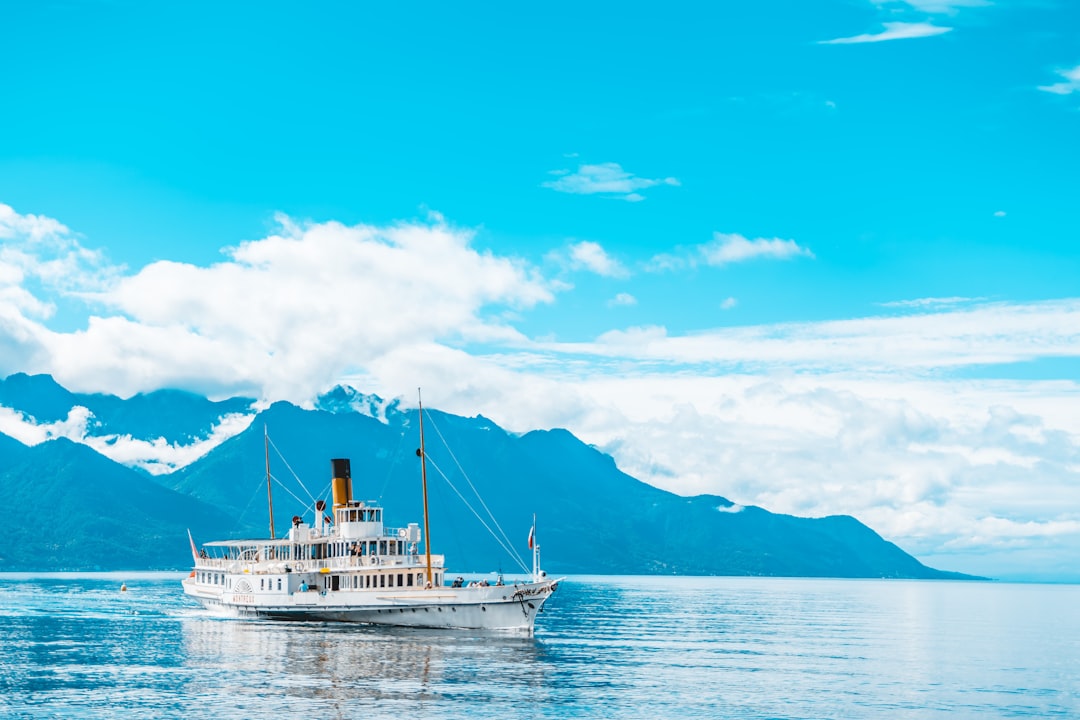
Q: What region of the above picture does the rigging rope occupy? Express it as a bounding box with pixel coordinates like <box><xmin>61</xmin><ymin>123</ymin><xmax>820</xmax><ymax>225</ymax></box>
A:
<box><xmin>236</xmin><ymin>475</ymin><xmax>270</xmax><ymax>527</ymax></box>
<box><xmin>424</xmin><ymin>410</ymin><xmax>529</xmax><ymax>570</ymax></box>
<box><xmin>267</xmin><ymin>435</ymin><xmax>316</xmax><ymax>504</ymax></box>
<box><xmin>375</xmin><ymin>424</ymin><xmax>409</xmax><ymax>504</ymax></box>
<box><xmin>269</xmin><ymin>472</ymin><xmax>313</xmax><ymax>514</ymax></box>
<box><xmin>426</xmin><ymin>455</ymin><xmax>530</xmax><ymax>574</ymax></box>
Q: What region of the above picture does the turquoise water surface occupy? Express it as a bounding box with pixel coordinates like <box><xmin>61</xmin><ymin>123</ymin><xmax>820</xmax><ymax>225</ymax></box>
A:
<box><xmin>0</xmin><ymin>573</ymin><xmax>1077</xmax><ymax>718</ymax></box>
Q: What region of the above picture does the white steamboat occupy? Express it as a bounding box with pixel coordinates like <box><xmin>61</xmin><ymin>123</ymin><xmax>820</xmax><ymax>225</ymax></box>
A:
<box><xmin>182</xmin><ymin>398</ymin><xmax>559</xmax><ymax>632</ymax></box>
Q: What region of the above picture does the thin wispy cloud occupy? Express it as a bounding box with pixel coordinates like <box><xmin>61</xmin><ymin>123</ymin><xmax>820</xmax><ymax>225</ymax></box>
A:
<box><xmin>1038</xmin><ymin>64</ymin><xmax>1080</xmax><ymax>95</ymax></box>
<box><xmin>0</xmin><ymin>203</ymin><xmax>71</xmax><ymax>242</ymax></box>
<box><xmin>648</xmin><ymin>232</ymin><xmax>814</xmax><ymax>271</ymax></box>
<box><xmin>543</xmin><ymin>162</ymin><xmax>680</xmax><ymax>202</ymax></box>
<box><xmin>702</xmin><ymin>233</ymin><xmax>815</xmax><ymax>265</ymax></box>
<box><xmin>0</xmin><ymin>202</ymin><xmax>116</xmax><ymax>300</ymax></box>
<box><xmin>567</xmin><ymin>241</ymin><xmax>630</xmax><ymax>278</ymax></box>
<box><xmin>873</xmin><ymin>0</ymin><xmax>989</xmax><ymax>14</ymax></box>
<box><xmin>878</xmin><ymin>296</ymin><xmax>981</xmax><ymax>309</ymax></box>
<box><xmin>543</xmin><ymin>298</ymin><xmax>1080</xmax><ymax>373</ymax></box>
<box><xmin>608</xmin><ymin>292</ymin><xmax>637</xmax><ymax>308</ymax></box>
<box><xmin>820</xmin><ymin>21</ymin><xmax>952</xmax><ymax>44</ymax></box>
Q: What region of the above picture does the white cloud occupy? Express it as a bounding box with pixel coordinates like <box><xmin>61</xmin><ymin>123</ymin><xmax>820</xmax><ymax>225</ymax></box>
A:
<box><xmin>647</xmin><ymin>232</ymin><xmax>814</xmax><ymax>272</ymax></box>
<box><xmin>0</xmin><ymin>404</ymin><xmax>254</xmax><ymax>474</ymax></box>
<box><xmin>994</xmin><ymin>210</ymin><xmax>1007</xmax><ymax>217</ymax></box>
<box><xmin>720</xmin><ymin>297</ymin><xmax>738</xmax><ymax>310</ymax></box>
<box><xmin>543</xmin><ymin>162</ymin><xmax>680</xmax><ymax>201</ymax></box>
<box><xmin>878</xmin><ymin>296</ymin><xmax>980</xmax><ymax>309</ymax></box>
<box><xmin>1038</xmin><ymin>64</ymin><xmax>1080</xmax><ymax>95</ymax></box>
<box><xmin>820</xmin><ymin>21</ymin><xmax>952</xmax><ymax>44</ymax></box>
<box><xmin>546</xmin><ymin>299</ymin><xmax>1080</xmax><ymax>372</ymax></box>
<box><xmin>23</xmin><ymin>214</ymin><xmax>556</xmax><ymax>402</ymax></box>
<box><xmin>0</xmin><ymin>203</ymin><xmax>71</xmax><ymax>243</ymax></box>
<box><xmin>701</xmin><ymin>233</ymin><xmax>815</xmax><ymax>265</ymax></box>
<box><xmin>85</xmin><ymin>412</ymin><xmax>256</xmax><ymax>474</ymax></box>
<box><xmin>873</xmin><ymin>0</ymin><xmax>989</xmax><ymax>14</ymax></box>
<box><xmin>567</xmin><ymin>241</ymin><xmax>630</xmax><ymax>278</ymax></box>
<box><xmin>608</xmin><ymin>292</ymin><xmax>637</xmax><ymax>308</ymax></box>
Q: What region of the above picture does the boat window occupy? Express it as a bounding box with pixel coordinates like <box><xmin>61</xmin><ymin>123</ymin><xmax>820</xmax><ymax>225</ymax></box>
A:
<box><xmin>388</xmin><ymin>574</ymin><xmax>394</xmax><ymax>588</ymax></box>
<box><xmin>277</xmin><ymin>578</ymin><xmax>282</xmax><ymax>591</ymax></box>
<box><xmin>379</xmin><ymin>574</ymin><xmax>385</xmax><ymax>588</ymax></box>
<box><xmin>407</xmin><ymin>573</ymin><xmax>413</xmax><ymax>587</ymax></box>
<box><xmin>397</xmin><ymin>573</ymin><xmax>403</xmax><ymax>587</ymax></box>
<box><xmin>365</xmin><ymin>575</ymin><xmax>371</xmax><ymax>588</ymax></box>
<box><xmin>417</xmin><ymin>573</ymin><xmax>422</xmax><ymax>587</ymax></box>
<box><xmin>260</xmin><ymin>578</ymin><xmax>264</xmax><ymax>590</ymax></box>
<box><xmin>379</xmin><ymin>541</ymin><xmax>387</xmax><ymax>556</ymax></box>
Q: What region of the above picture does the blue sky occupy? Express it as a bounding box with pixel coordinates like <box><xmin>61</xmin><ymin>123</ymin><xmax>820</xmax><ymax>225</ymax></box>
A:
<box><xmin>2</xmin><ymin>0</ymin><xmax>1080</xmax><ymax>580</ymax></box>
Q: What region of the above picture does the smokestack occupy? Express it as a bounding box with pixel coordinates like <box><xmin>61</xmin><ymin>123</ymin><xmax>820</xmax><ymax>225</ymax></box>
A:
<box><xmin>331</xmin><ymin>458</ymin><xmax>352</xmax><ymax>510</ymax></box>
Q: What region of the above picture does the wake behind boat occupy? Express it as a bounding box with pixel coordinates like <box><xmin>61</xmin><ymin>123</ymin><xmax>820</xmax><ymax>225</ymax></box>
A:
<box><xmin>181</xmin><ymin>395</ymin><xmax>560</xmax><ymax>632</ymax></box>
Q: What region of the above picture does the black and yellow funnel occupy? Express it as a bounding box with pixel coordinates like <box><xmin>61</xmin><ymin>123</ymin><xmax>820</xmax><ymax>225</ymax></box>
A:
<box><xmin>331</xmin><ymin>458</ymin><xmax>353</xmax><ymax>510</ymax></box>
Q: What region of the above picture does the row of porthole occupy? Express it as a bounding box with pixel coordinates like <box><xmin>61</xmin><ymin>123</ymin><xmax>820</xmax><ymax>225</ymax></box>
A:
<box><xmin>374</xmin><ymin>606</ymin><xmax>488</xmax><ymax>613</ymax></box>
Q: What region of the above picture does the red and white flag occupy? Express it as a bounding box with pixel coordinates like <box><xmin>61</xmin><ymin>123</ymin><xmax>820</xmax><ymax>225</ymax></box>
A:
<box><xmin>527</xmin><ymin>524</ymin><xmax>535</xmax><ymax>550</ymax></box>
<box><xmin>187</xmin><ymin>529</ymin><xmax>199</xmax><ymax>564</ymax></box>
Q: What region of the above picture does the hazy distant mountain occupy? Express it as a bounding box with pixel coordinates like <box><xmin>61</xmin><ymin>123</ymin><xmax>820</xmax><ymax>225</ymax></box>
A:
<box><xmin>0</xmin><ymin>373</ymin><xmax>978</xmax><ymax>579</ymax></box>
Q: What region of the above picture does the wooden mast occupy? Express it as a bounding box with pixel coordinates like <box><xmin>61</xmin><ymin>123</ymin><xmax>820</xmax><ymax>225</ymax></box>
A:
<box><xmin>265</xmin><ymin>424</ymin><xmax>275</xmax><ymax>539</ymax></box>
<box><xmin>418</xmin><ymin>390</ymin><xmax>434</xmax><ymax>587</ymax></box>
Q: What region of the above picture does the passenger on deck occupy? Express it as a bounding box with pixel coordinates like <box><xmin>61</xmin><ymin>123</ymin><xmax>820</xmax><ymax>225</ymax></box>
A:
<box><xmin>299</xmin><ymin>581</ymin><xmax>308</xmax><ymax>592</ymax></box>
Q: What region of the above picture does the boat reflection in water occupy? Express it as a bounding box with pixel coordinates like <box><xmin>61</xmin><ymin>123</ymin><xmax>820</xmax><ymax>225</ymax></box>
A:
<box><xmin>178</xmin><ymin>614</ymin><xmax>551</xmax><ymax>709</ymax></box>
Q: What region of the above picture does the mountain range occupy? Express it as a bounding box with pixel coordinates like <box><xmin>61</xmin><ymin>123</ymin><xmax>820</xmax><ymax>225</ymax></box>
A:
<box><xmin>0</xmin><ymin>373</ymin><xmax>977</xmax><ymax>579</ymax></box>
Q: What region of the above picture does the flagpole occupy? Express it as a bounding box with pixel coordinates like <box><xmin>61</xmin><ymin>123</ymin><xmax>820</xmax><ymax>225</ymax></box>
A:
<box><xmin>531</xmin><ymin>513</ymin><xmax>538</xmax><ymax>582</ymax></box>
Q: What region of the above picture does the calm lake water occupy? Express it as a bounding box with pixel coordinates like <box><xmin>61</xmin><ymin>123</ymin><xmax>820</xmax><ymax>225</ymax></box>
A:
<box><xmin>0</xmin><ymin>573</ymin><xmax>1077</xmax><ymax>718</ymax></box>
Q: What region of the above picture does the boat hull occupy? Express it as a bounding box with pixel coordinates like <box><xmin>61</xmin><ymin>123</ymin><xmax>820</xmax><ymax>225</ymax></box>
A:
<box><xmin>183</xmin><ymin>577</ymin><xmax>559</xmax><ymax>633</ymax></box>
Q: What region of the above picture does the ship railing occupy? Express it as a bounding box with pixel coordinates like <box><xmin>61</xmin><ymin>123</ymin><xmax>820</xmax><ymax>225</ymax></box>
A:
<box><xmin>195</xmin><ymin>555</ymin><xmax>445</xmax><ymax>573</ymax></box>
<box><xmin>297</xmin><ymin>554</ymin><xmax>446</xmax><ymax>572</ymax></box>
<box><xmin>194</xmin><ymin>558</ymin><xmax>230</xmax><ymax>570</ymax></box>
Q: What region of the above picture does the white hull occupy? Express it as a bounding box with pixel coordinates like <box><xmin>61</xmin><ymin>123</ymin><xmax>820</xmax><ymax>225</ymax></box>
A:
<box><xmin>183</xmin><ymin>576</ymin><xmax>558</xmax><ymax>633</ymax></box>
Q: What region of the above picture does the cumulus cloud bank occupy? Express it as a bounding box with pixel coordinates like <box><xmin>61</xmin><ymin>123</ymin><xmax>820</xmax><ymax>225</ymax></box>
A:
<box><xmin>3</xmin><ymin>202</ymin><xmax>1080</xmax><ymax>579</ymax></box>
<box><xmin>2</xmin><ymin>209</ymin><xmax>555</xmax><ymax>401</ymax></box>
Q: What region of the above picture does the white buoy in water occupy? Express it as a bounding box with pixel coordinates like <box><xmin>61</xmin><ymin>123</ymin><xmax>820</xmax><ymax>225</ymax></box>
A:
<box><xmin>120</xmin><ymin>583</ymin><xmax>127</xmax><ymax>592</ymax></box>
